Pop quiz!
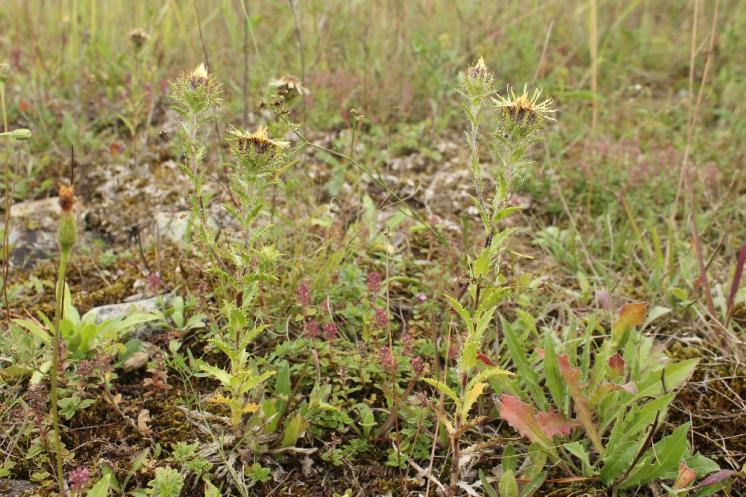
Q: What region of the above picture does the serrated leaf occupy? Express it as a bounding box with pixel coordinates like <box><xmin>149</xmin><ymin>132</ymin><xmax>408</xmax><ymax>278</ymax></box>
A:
<box><xmin>461</xmin><ymin>382</ymin><xmax>486</xmax><ymax>421</ymax></box>
<box><xmin>423</xmin><ymin>377</ymin><xmax>462</xmax><ymax>412</ymax></box>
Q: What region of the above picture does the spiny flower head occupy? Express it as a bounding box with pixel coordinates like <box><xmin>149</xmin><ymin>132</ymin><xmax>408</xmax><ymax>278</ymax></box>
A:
<box><xmin>170</xmin><ymin>63</ymin><xmax>222</xmax><ymax>117</ymax></box>
<box><xmin>229</xmin><ymin>125</ymin><xmax>289</xmax><ymax>157</ymax></box>
<box><xmin>468</xmin><ymin>57</ymin><xmax>493</xmax><ymax>84</ymax></box>
<box><xmin>459</xmin><ymin>56</ymin><xmax>495</xmax><ymax>100</ymax></box>
<box><xmin>494</xmin><ymin>84</ymin><xmax>556</xmax><ymax>125</ymax></box>
<box><xmin>189</xmin><ymin>63</ymin><xmax>209</xmax><ymax>89</ymax></box>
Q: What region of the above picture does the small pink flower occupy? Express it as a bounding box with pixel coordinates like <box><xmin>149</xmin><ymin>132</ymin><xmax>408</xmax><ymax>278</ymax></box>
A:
<box><xmin>412</xmin><ymin>356</ymin><xmax>425</xmax><ymax>375</ymax></box>
<box><xmin>416</xmin><ymin>293</ymin><xmax>428</xmax><ymax>303</ymax></box>
<box><xmin>402</xmin><ymin>334</ymin><xmax>414</xmax><ymax>355</ymax></box>
<box><xmin>305</xmin><ymin>319</ymin><xmax>320</xmax><ymax>338</ymax></box>
<box><xmin>324</xmin><ymin>322</ymin><xmax>338</xmax><ymax>340</ymax></box>
<box><xmin>68</xmin><ymin>466</ymin><xmax>91</xmax><ymax>491</ymax></box>
<box><xmin>367</xmin><ymin>271</ymin><xmax>382</xmax><ymax>294</ymax></box>
<box><xmin>297</xmin><ymin>280</ymin><xmax>312</xmax><ymax>307</ymax></box>
<box><xmin>374</xmin><ymin>308</ymin><xmax>389</xmax><ymax>328</ymax></box>
<box><xmin>380</xmin><ymin>346</ymin><xmax>397</xmax><ymax>374</ymax></box>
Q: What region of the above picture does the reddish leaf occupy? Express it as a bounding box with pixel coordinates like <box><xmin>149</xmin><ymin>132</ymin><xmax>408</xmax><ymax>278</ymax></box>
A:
<box><xmin>611</xmin><ymin>302</ymin><xmax>648</xmax><ymax>338</ymax></box>
<box><xmin>608</xmin><ymin>352</ymin><xmax>625</xmax><ymax>376</ymax></box>
<box><xmin>477</xmin><ymin>352</ymin><xmax>496</xmax><ymax>366</ymax></box>
<box><xmin>673</xmin><ymin>461</ymin><xmax>697</xmax><ymax>490</ymax></box>
<box><xmin>536</xmin><ymin>409</ymin><xmax>578</xmax><ymax>437</ymax></box>
<box><xmin>694</xmin><ymin>470</ymin><xmax>736</xmax><ymax>490</ymax></box>
<box><xmin>499</xmin><ymin>395</ymin><xmax>575</xmax><ymax>446</ymax></box>
<box><xmin>498</xmin><ymin>394</ymin><xmax>550</xmax><ymax>447</ymax></box>
<box><xmin>556</xmin><ymin>354</ymin><xmax>603</xmax><ymax>454</ymax></box>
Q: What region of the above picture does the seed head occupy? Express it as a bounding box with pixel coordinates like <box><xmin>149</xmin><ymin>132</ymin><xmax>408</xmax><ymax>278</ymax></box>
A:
<box><xmin>494</xmin><ymin>84</ymin><xmax>556</xmax><ymax>125</ymax></box>
<box><xmin>59</xmin><ymin>185</ymin><xmax>75</xmax><ymax>213</ymax></box>
<box><xmin>128</xmin><ymin>28</ymin><xmax>150</xmax><ymax>50</ymax></box>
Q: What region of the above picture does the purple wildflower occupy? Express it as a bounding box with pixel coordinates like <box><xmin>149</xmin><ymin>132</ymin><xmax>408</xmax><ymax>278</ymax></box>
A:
<box><xmin>68</xmin><ymin>466</ymin><xmax>91</xmax><ymax>491</ymax></box>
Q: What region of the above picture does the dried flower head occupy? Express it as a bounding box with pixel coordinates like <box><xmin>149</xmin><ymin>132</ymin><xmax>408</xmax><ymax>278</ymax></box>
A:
<box><xmin>189</xmin><ymin>63</ymin><xmax>210</xmax><ymax>89</ymax></box>
<box><xmin>59</xmin><ymin>185</ymin><xmax>75</xmax><ymax>213</ymax></box>
<box><xmin>494</xmin><ymin>84</ymin><xmax>556</xmax><ymax>124</ymax></box>
<box><xmin>229</xmin><ymin>125</ymin><xmax>289</xmax><ymax>157</ymax></box>
<box><xmin>128</xmin><ymin>28</ymin><xmax>149</xmax><ymax>50</ymax></box>
<box><xmin>269</xmin><ymin>75</ymin><xmax>310</xmax><ymax>100</ymax></box>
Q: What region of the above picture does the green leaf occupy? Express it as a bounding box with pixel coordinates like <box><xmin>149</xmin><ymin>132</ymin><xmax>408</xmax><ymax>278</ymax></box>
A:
<box><xmin>461</xmin><ymin>382</ymin><xmax>486</xmax><ymax>421</ymax></box>
<box><xmin>445</xmin><ymin>294</ymin><xmax>474</xmax><ymax>336</ymax></box>
<box><xmin>617</xmin><ymin>423</ymin><xmax>690</xmax><ymax>489</ymax></box>
<box><xmin>502</xmin><ymin>318</ymin><xmax>546</xmax><ymax>409</ymax></box>
<box><xmin>204</xmin><ymin>480</ymin><xmax>222</xmax><ymax>497</ymax></box>
<box><xmin>281</xmin><ymin>412</ymin><xmax>308</xmax><ymax>447</ymax></box>
<box><xmin>86</xmin><ymin>474</ymin><xmax>112</xmax><ymax>497</ymax></box>
<box><xmin>423</xmin><ymin>377</ymin><xmax>461</xmax><ymax>412</ymax></box>
<box><xmin>499</xmin><ymin>470</ymin><xmax>519</xmax><ymax>497</ymax></box>
<box><xmin>542</xmin><ymin>334</ymin><xmax>566</xmax><ymax>410</ymax></box>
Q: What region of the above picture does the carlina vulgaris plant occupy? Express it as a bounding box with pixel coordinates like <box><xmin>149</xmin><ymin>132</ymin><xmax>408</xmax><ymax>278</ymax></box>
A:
<box><xmin>49</xmin><ymin>179</ymin><xmax>77</xmax><ymax>495</ymax></box>
<box><xmin>422</xmin><ymin>57</ymin><xmax>555</xmax><ymax>496</ymax></box>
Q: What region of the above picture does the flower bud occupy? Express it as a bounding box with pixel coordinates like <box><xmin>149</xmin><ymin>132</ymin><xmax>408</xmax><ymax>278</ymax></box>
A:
<box><xmin>57</xmin><ymin>185</ymin><xmax>77</xmax><ymax>252</ymax></box>
<box><xmin>1</xmin><ymin>128</ymin><xmax>32</xmax><ymax>141</ymax></box>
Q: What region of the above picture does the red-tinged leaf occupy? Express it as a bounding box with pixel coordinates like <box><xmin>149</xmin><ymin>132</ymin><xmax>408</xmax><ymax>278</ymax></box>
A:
<box><xmin>556</xmin><ymin>354</ymin><xmax>603</xmax><ymax>454</ymax></box>
<box><xmin>612</xmin><ymin>302</ymin><xmax>648</xmax><ymax>337</ymax></box>
<box><xmin>608</xmin><ymin>352</ymin><xmax>625</xmax><ymax>376</ymax></box>
<box><xmin>536</xmin><ymin>409</ymin><xmax>578</xmax><ymax>438</ymax></box>
<box><xmin>694</xmin><ymin>470</ymin><xmax>736</xmax><ymax>490</ymax></box>
<box><xmin>498</xmin><ymin>394</ymin><xmax>550</xmax><ymax>447</ymax></box>
<box><xmin>673</xmin><ymin>461</ymin><xmax>697</xmax><ymax>490</ymax></box>
<box><xmin>477</xmin><ymin>352</ymin><xmax>496</xmax><ymax>366</ymax></box>
<box><xmin>556</xmin><ymin>354</ymin><xmax>580</xmax><ymax>381</ymax></box>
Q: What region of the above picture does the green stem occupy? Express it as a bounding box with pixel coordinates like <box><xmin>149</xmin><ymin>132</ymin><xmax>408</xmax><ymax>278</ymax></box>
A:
<box><xmin>51</xmin><ymin>248</ymin><xmax>70</xmax><ymax>495</ymax></box>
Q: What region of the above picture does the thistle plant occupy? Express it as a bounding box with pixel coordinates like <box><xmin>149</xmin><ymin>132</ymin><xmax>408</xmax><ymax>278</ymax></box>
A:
<box><xmin>423</xmin><ymin>58</ymin><xmax>554</xmax><ymax>495</ymax></box>
<box><xmin>170</xmin><ymin>66</ymin><xmax>288</xmax><ymax>440</ymax></box>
